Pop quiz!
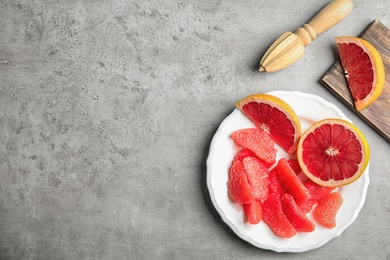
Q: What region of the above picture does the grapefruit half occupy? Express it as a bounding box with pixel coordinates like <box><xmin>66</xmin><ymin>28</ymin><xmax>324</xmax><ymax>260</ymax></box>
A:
<box><xmin>336</xmin><ymin>37</ymin><xmax>385</xmax><ymax>111</ymax></box>
<box><xmin>297</xmin><ymin>118</ymin><xmax>370</xmax><ymax>187</ymax></box>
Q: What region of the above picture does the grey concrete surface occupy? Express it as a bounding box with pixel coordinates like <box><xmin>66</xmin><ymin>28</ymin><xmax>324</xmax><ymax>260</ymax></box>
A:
<box><xmin>1</xmin><ymin>0</ymin><xmax>389</xmax><ymax>259</ymax></box>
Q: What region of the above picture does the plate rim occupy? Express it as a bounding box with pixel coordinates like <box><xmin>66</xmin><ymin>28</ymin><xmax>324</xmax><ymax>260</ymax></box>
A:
<box><xmin>206</xmin><ymin>91</ymin><xmax>370</xmax><ymax>253</ymax></box>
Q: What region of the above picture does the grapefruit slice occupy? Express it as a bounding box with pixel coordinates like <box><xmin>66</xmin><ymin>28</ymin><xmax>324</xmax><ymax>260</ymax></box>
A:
<box><xmin>281</xmin><ymin>193</ymin><xmax>315</xmax><ymax>233</ymax></box>
<box><xmin>297</xmin><ymin>118</ymin><xmax>370</xmax><ymax>187</ymax></box>
<box><xmin>268</xmin><ymin>168</ymin><xmax>286</xmax><ymax>196</ymax></box>
<box><xmin>243</xmin><ymin>200</ymin><xmax>263</xmax><ymax>224</ymax></box>
<box><xmin>287</xmin><ymin>159</ymin><xmax>301</xmax><ymax>175</ymax></box>
<box><xmin>242</xmin><ymin>157</ymin><xmax>270</xmax><ymax>202</ymax></box>
<box><xmin>275</xmin><ymin>158</ymin><xmax>311</xmax><ymax>203</ymax></box>
<box><xmin>262</xmin><ymin>193</ymin><xmax>296</xmax><ymax>238</ymax></box>
<box><xmin>227</xmin><ymin>160</ymin><xmax>254</xmax><ymax>204</ymax></box>
<box><xmin>236</xmin><ymin>93</ymin><xmax>301</xmax><ymax>155</ymax></box>
<box><xmin>232</xmin><ymin>149</ymin><xmax>258</xmax><ymax>163</ymax></box>
<box><xmin>313</xmin><ymin>192</ymin><xmax>343</xmax><ymax>229</ymax></box>
<box><xmin>233</xmin><ymin>149</ymin><xmax>274</xmax><ymax>169</ymax></box>
<box><xmin>298</xmin><ymin>179</ymin><xmax>335</xmax><ymax>213</ymax></box>
<box><xmin>304</xmin><ymin>179</ymin><xmax>335</xmax><ymax>202</ymax></box>
<box><xmin>231</xmin><ymin>128</ymin><xmax>277</xmax><ymax>164</ymax></box>
<box><xmin>336</xmin><ymin>37</ymin><xmax>385</xmax><ymax>111</ymax></box>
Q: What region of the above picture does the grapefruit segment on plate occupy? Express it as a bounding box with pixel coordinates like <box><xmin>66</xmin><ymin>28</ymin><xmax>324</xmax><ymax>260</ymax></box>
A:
<box><xmin>298</xmin><ymin>180</ymin><xmax>335</xmax><ymax>213</ymax></box>
<box><xmin>227</xmin><ymin>160</ymin><xmax>255</xmax><ymax>204</ymax></box>
<box><xmin>231</xmin><ymin>128</ymin><xmax>277</xmax><ymax>164</ymax></box>
<box><xmin>242</xmin><ymin>157</ymin><xmax>270</xmax><ymax>202</ymax></box>
<box><xmin>236</xmin><ymin>94</ymin><xmax>301</xmax><ymax>155</ymax></box>
<box><xmin>297</xmin><ymin>118</ymin><xmax>370</xmax><ymax>187</ymax></box>
<box><xmin>304</xmin><ymin>179</ymin><xmax>335</xmax><ymax>202</ymax></box>
<box><xmin>275</xmin><ymin>158</ymin><xmax>311</xmax><ymax>203</ymax></box>
<box><xmin>336</xmin><ymin>36</ymin><xmax>385</xmax><ymax>111</ymax></box>
<box><xmin>232</xmin><ymin>149</ymin><xmax>258</xmax><ymax>163</ymax></box>
<box><xmin>268</xmin><ymin>168</ymin><xmax>286</xmax><ymax>196</ymax></box>
<box><xmin>313</xmin><ymin>192</ymin><xmax>344</xmax><ymax>229</ymax></box>
<box><xmin>243</xmin><ymin>200</ymin><xmax>263</xmax><ymax>225</ymax></box>
<box><xmin>281</xmin><ymin>193</ymin><xmax>315</xmax><ymax>233</ymax></box>
<box><xmin>262</xmin><ymin>193</ymin><xmax>296</xmax><ymax>238</ymax></box>
<box><xmin>287</xmin><ymin>159</ymin><xmax>302</xmax><ymax>175</ymax></box>
<box><xmin>233</xmin><ymin>149</ymin><xmax>274</xmax><ymax>169</ymax></box>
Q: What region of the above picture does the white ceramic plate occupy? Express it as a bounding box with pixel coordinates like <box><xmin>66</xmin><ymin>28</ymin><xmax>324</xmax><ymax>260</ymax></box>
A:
<box><xmin>206</xmin><ymin>91</ymin><xmax>369</xmax><ymax>253</ymax></box>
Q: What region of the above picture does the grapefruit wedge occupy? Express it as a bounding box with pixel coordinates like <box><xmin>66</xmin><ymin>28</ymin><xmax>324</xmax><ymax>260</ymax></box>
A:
<box><xmin>336</xmin><ymin>37</ymin><xmax>385</xmax><ymax>111</ymax></box>
<box><xmin>236</xmin><ymin>94</ymin><xmax>301</xmax><ymax>155</ymax></box>
<box><xmin>297</xmin><ymin>118</ymin><xmax>370</xmax><ymax>187</ymax></box>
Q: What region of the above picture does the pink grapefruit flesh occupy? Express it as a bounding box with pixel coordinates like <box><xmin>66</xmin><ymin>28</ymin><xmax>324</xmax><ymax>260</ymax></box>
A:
<box><xmin>231</xmin><ymin>128</ymin><xmax>277</xmax><ymax>164</ymax></box>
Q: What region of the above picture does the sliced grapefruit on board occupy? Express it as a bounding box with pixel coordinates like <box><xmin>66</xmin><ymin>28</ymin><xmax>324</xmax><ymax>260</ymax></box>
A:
<box><xmin>336</xmin><ymin>37</ymin><xmax>385</xmax><ymax>111</ymax></box>
<box><xmin>297</xmin><ymin>118</ymin><xmax>370</xmax><ymax>187</ymax></box>
<box><xmin>236</xmin><ymin>93</ymin><xmax>301</xmax><ymax>155</ymax></box>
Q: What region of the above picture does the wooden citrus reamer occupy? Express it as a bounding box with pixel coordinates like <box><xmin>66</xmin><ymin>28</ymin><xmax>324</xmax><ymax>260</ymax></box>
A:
<box><xmin>260</xmin><ymin>0</ymin><xmax>353</xmax><ymax>72</ymax></box>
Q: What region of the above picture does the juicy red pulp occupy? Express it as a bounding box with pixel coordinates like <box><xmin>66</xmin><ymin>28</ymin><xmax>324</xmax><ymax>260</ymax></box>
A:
<box><xmin>301</xmin><ymin>123</ymin><xmax>363</xmax><ymax>181</ymax></box>
<box><xmin>241</xmin><ymin>102</ymin><xmax>295</xmax><ymax>152</ymax></box>
<box><xmin>337</xmin><ymin>42</ymin><xmax>374</xmax><ymax>101</ymax></box>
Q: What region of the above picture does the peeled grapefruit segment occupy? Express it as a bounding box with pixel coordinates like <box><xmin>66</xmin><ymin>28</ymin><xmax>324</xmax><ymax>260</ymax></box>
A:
<box><xmin>236</xmin><ymin>93</ymin><xmax>301</xmax><ymax>155</ymax></box>
<box><xmin>243</xmin><ymin>200</ymin><xmax>263</xmax><ymax>224</ymax></box>
<box><xmin>231</xmin><ymin>128</ymin><xmax>277</xmax><ymax>164</ymax></box>
<box><xmin>227</xmin><ymin>160</ymin><xmax>254</xmax><ymax>204</ymax></box>
<box><xmin>262</xmin><ymin>193</ymin><xmax>296</xmax><ymax>238</ymax></box>
<box><xmin>268</xmin><ymin>168</ymin><xmax>286</xmax><ymax>196</ymax></box>
<box><xmin>298</xmin><ymin>179</ymin><xmax>335</xmax><ymax>213</ymax></box>
<box><xmin>287</xmin><ymin>159</ymin><xmax>302</xmax><ymax>175</ymax></box>
<box><xmin>232</xmin><ymin>149</ymin><xmax>258</xmax><ymax>163</ymax></box>
<box><xmin>313</xmin><ymin>192</ymin><xmax>343</xmax><ymax>229</ymax></box>
<box><xmin>275</xmin><ymin>158</ymin><xmax>311</xmax><ymax>203</ymax></box>
<box><xmin>304</xmin><ymin>179</ymin><xmax>335</xmax><ymax>202</ymax></box>
<box><xmin>297</xmin><ymin>118</ymin><xmax>370</xmax><ymax>187</ymax></box>
<box><xmin>233</xmin><ymin>149</ymin><xmax>274</xmax><ymax>169</ymax></box>
<box><xmin>281</xmin><ymin>193</ymin><xmax>315</xmax><ymax>233</ymax></box>
<box><xmin>336</xmin><ymin>36</ymin><xmax>385</xmax><ymax>111</ymax></box>
<box><xmin>242</xmin><ymin>157</ymin><xmax>270</xmax><ymax>202</ymax></box>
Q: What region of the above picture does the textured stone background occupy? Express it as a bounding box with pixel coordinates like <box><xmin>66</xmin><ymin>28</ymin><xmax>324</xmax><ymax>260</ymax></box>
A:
<box><xmin>1</xmin><ymin>0</ymin><xmax>389</xmax><ymax>259</ymax></box>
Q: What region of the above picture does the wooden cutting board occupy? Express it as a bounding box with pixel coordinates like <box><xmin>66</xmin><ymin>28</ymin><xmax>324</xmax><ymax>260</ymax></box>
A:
<box><xmin>321</xmin><ymin>19</ymin><xmax>390</xmax><ymax>142</ymax></box>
